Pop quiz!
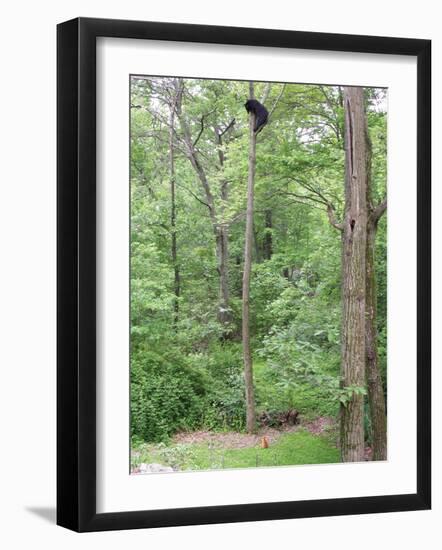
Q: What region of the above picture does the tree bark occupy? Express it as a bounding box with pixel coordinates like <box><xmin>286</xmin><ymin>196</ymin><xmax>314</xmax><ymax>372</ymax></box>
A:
<box><xmin>365</xmin><ymin>215</ymin><xmax>387</xmax><ymax>460</ymax></box>
<box><xmin>243</xmin><ymin>82</ymin><xmax>257</xmax><ymax>433</ymax></box>
<box><xmin>340</xmin><ymin>87</ymin><xmax>368</xmax><ymax>462</ymax></box>
<box><xmin>363</xmin><ymin>100</ymin><xmax>387</xmax><ymax>460</ymax></box>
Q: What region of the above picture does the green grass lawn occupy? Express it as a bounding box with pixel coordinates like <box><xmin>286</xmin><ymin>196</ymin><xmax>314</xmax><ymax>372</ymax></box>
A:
<box><xmin>132</xmin><ymin>429</ymin><xmax>340</xmax><ymax>472</ymax></box>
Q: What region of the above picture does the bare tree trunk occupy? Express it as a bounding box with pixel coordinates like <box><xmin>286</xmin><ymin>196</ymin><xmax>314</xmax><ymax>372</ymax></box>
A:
<box><xmin>169</xmin><ymin>83</ymin><xmax>181</xmax><ymax>325</ymax></box>
<box><xmin>340</xmin><ymin>87</ymin><xmax>368</xmax><ymax>462</ymax></box>
<box><xmin>243</xmin><ymin>82</ymin><xmax>257</xmax><ymax>433</ymax></box>
<box><xmin>215</xmin><ymin>129</ymin><xmax>233</xmax><ymax>334</ymax></box>
<box><xmin>366</xmin><ymin>217</ymin><xmax>387</xmax><ymax>460</ymax></box>
<box><xmin>363</xmin><ymin>105</ymin><xmax>387</xmax><ymax>460</ymax></box>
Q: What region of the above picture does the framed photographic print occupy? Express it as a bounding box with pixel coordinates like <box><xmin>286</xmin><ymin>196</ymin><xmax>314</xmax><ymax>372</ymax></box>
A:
<box><xmin>57</xmin><ymin>17</ymin><xmax>431</xmax><ymax>532</ymax></box>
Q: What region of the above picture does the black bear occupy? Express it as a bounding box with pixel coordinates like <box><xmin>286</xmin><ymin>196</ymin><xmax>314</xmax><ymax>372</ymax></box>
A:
<box><xmin>244</xmin><ymin>99</ymin><xmax>269</xmax><ymax>134</ymax></box>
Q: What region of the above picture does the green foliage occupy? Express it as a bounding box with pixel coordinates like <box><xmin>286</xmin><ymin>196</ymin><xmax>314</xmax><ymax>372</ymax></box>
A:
<box><xmin>338</xmin><ymin>385</ymin><xmax>368</xmax><ymax>407</ymax></box>
<box><xmin>130</xmin><ymin>349</ymin><xmax>208</xmax><ymax>442</ymax></box>
<box><xmin>188</xmin><ymin>343</ymin><xmax>247</xmax><ymax>431</ymax></box>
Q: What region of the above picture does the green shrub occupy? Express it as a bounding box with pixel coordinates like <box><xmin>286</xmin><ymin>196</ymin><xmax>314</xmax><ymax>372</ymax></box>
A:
<box><xmin>190</xmin><ymin>343</ymin><xmax>247</xmax><ymax>431</ymax></box>
<box><xmin>207</xmin><ymin>371</ymin><xmax>246</xmax><ymax>431</ymax></box>
<box><xmin>131</xmin><ymin>349</ymin><xmax>207</xmax><ymax>442</ymax></box>
<box><xmin>131</xmin><ymin>344</ymin><xmax>250</xmax><ymax>441</ymax></box>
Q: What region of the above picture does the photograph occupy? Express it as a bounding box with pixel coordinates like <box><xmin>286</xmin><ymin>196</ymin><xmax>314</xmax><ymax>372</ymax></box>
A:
<box><xmin>129</xmin><ymin>76</ymin><xmax>388</xmax><ymax>474</ymax></box>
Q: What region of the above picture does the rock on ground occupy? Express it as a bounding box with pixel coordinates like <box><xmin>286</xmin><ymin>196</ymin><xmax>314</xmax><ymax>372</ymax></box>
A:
<box><xmin>133</xmin><ymin>462</ymin><xmax>174</xmax><ymax>474</ymax></box>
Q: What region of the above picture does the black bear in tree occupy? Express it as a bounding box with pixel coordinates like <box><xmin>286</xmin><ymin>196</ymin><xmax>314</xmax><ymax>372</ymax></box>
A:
<box><xmin>244</xmin><ymin>99</ymin><xmax>269</xmax><ymax>134</ymax></box>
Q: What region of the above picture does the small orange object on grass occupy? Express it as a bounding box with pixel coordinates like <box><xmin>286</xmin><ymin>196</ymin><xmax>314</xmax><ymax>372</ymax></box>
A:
<box><xmin>261</xmin><ymin>436</ymin><xmax>269</xmax><ymax>449</ymax></box>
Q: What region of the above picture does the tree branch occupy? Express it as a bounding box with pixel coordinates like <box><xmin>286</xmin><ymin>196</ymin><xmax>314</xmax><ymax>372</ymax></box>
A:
<box><xmin>193</xmin><ymin>116</ymin><xmax>206</xmax><ymax>147</ymax></box>
<box><xmin>268</xmin><ymin>84</ymin><xmax>286</xmax><ymax>119</ymax></box>
<box><xmin>176</xmin><ymin>182</ymin><xmax>211</xmax><ymax>210</ymax></box>
<box><xmin>219</xmin><ymin>118</ymin><xmax>236</xmax><ymax>137</ymax></box>
<box><xmin>192</xmin><ymin>109</ymin><xmax>218</xmax><ymax>147</ymax></box>
<box><xmin>281</xmin><ymin>190</ymin><xmax>328</xmax><ymax>207</ymax></box>
<box><xmin>372</xmin><ymin>198</ymin><xmax>387</xmax><ymax>223</ymax></box>
<box><xmin>327</xmin><ymin>204</ymin><xmax>344</xmax><ymax>231</ymax></box>
<box><xmin>260</xmin><ymin>83</ymin><xmax>271</xmax><ymax>104</ymax></box>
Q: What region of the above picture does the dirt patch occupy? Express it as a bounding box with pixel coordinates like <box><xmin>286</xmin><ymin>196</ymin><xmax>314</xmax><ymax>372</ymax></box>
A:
<box><xmin>172</xmin><ymin>424</ymin><xmax>301</xmax><ymax>449</ymax></box>
<box><xmin>173</xmin><ymin>416</ymin><xmax>338</xmax><ymax>449</ymax></box>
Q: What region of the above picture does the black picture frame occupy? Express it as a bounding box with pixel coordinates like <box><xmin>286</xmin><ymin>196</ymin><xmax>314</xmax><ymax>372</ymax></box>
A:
<box><xmin>57</xmin><ymin>17</ymin><xmax>431</xmax><ymax>532</ymax></box>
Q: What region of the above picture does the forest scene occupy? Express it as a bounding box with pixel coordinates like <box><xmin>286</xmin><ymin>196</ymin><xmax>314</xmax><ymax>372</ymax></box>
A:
<box><xmin>130</xmin><ymin>76</ymin><xmax>387</xmax><ymax>474</ymax></box>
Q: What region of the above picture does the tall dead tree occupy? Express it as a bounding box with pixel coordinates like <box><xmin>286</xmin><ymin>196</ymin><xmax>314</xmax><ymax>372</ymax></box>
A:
<box><xmin>322</xmin><ymin>88</ymin><xmax>387</xmax><ymax>462</ymax></box>
<box><xmin>340</xmin><ymin>86</ymin><xmax>368</xmax><ymax>462</ymax></box>
<box><xmin>243</xmin><ymin>81</ymin><xmax>257</xmax><ymax>433</ymax></box>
